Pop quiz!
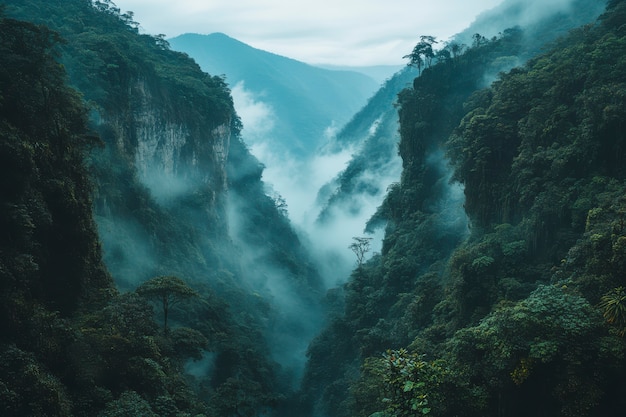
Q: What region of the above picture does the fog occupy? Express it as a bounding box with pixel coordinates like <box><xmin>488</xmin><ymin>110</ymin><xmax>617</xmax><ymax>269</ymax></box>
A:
<box><xmin>456</xmin><ymin>0</ymin><xmax>606</xmax><ymax>45</ymax></box>
<box><xmin>139</xmin><ymin>166</ymin><xmax>196</xmax><ymax>205</ymax></box>
<box><xmin>226</xmin><ymin>79</ymin><xmax>405</xmax><ymax>387</ymax></box>
<box><xmin>226</xmin><ymin>187</ymin><xmax>325</xmax><ymax>385</ymax></box>
<box><xmin>185</xmin><ymin>352</ymin><xmax>217</xmax><ymax>379</ymax></box>
<box><xmin>231</xmin><ymin>81</ymin><xmax>376</xmax><ymax>286</ymax></box>
<box><xmin>425</xmin><ymin>149</ymin><xmax>470</xmax><ymax>235</ymax></box>
<box><xmin>95</xmin><ymin>214</ymin><xmax>158</xmax><ymax>290</ymax></box>
<box><xmin>231</xmin><ymin>81</ymin><xmax>276</xmax><ymax>143</ymax></box>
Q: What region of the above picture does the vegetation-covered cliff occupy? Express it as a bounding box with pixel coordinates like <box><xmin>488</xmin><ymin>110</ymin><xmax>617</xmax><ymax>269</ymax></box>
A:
<box><xmin>4</xmin><ymin>0</ymin><xmax>626</xmax><ymax>416</ymax></box>
<box><xmin>2</xmin><ymin>0</ymin><xmax>324</xmax><ymax>415</ymax></box>
<box><xmin>301</xmin><ymin>1</ymin><xmax>626</xmax><ymax>416</ymax></box>
<box><xmin>0</xmin><ymin>11</ymin><xmax>211</xmax><ymax>416</ymax></box>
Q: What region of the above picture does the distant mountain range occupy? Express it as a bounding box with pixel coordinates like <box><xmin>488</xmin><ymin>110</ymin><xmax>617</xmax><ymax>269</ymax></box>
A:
<box><xmin>169</xmin><ymin>33</ymin><xmax>379</xmax><ymax>157</ymax></box>
<box><xmin>316</xmin><ymin>64</ymin><xmax>405</xmax><ymax>85</ymax></box>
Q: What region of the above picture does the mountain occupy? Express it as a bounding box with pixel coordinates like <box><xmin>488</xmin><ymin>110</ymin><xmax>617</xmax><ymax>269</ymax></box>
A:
<box><xmin>2</xmin><ymin>0</ymin><xmax>326</xmax><ymax>415</ymax></box>
<box><xmin>316</xmin><ymin>64</ymin><xmax>405</xmax><ymax>85</ymax></box>
<box><xmin>313</xmin><ymin>66</ymin><xmax>416</xmax><ymax>245</ymax></box>
<box><xmin>168</xmin><ymin>32</ymin><xmax>379</xmax><ymax>157</ymax></box>
<box><xmin>313</xmin><ymin>0</ymin><xmax>609</xmax><ymax>262</ymax></box>
<box><xmin>300</xmin><ymin>1</ymin><xmax>626</xmax><ymax>417</ymax></box>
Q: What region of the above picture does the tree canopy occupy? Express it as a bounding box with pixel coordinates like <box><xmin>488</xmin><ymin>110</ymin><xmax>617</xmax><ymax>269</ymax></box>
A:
<box><xmin>301</xmin><ymin>2</ymin><xmax>626</xmax><ymax>416</ymax></box>
<box><xmin>136</xmin><ymin>275</ymin><xmax>198</xmax><ymax>333</ymax></box>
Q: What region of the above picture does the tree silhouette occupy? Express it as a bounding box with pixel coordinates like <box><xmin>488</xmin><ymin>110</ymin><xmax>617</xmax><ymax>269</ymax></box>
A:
<box><xmin>350</xmin><ymin>237</ymin><xmax>373</xmax><ymax>267</ymax></box>
<box><xmin>136</xmin><ymin>275</ymin><xmax>198</xmax><ymax>334</ymax></box>
<box><xmin>403</xmin><ymin>35</ymin><xmax>438</xmax><ymax>74</ymax></box>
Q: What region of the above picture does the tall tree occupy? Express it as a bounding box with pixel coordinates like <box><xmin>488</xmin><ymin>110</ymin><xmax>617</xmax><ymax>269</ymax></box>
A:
<box><xmin>136</xmin><ymin>275</ymin><xmax>198</xmax><ymax>334</ymax></box>
<box><xmin>403</xmin><ymin>35</ymin><xmax>438</xmax><ymax>74</ymax></box>
<box><xmin>349</xmin><ymin>236</ymin><xmax>373</xmax><ymax>267</ymax></box>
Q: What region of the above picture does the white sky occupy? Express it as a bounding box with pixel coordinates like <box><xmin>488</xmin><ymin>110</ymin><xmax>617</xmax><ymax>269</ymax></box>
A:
<box><xmin>112</xmin><ymin>0</ymin><xmax>504</xmax><ymax>66</ymax></box>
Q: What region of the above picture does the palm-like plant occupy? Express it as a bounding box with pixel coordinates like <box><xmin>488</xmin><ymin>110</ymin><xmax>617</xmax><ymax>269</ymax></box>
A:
<box><xmin>599</xmin><ymin>287</ymin><xmax>626</xmax><ymax>332</ymax></box>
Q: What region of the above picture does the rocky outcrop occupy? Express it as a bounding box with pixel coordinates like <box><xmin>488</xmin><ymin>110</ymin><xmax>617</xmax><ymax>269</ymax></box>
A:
<box><xmin>101</xmin><ymin>79</ymin><xmax>231</xmax><ymax>202</ymax></box>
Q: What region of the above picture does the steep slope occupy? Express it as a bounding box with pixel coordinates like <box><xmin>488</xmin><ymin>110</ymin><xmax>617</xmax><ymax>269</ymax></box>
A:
<box><xmin>0</xmin><ymin>14</ymin><xmax>211</xmax><ymax>416</ymax></box>
<box><xmin>169</xmin><ymin>32</ymin><xmax>379</xmax><ymax>156</ymax></box>
<box><xmin>315</xmin><ymin>0</ymin><xmax>608</xmax><ymax>247</ymax></box>
<box><xmin>456</xmin><ymin>0</ymin><xmax>608</xmax><ymax>45</ymax></box>
<box><xmin>5</xmin><ymin>0</ymin><xmax>326</xmax><ymax>415</ymax></box>
<box><xmin>300</xmin><ymin>28</ymin><xmax>529</xmax><ymax>417</ymax></box>
<box><xmin>301</xmin><ymin>1</ymin><xmax>626</xmax><ymax>417</ymax></box>
<box><xmin>313</xmin><ymin>66</ymin><xmax>416</xmax><ymax>245</ymax></box>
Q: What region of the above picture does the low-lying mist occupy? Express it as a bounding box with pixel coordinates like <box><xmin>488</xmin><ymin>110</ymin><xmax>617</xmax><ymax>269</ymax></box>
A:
<box><xmin>226</xmin><ymin>189</ymin><xmax>325</xmax><ymax>384</ymax></box>
<box><xmin>95</xmin><ymin>214</ymin><xmax>158</xmax><ymax>290</ymax></box>
<box><xmin>228</xmin><ymin>80</ymin><xmax>404</xmax><ymax>387</ymax></box>
<box><xmin>232</xmin><ymin>80</ymin><xmax>406</xmax><ymax>284</ymax></box>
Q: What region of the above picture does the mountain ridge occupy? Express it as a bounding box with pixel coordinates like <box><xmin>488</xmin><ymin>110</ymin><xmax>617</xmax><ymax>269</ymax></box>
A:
<box><xmin>169</xmin><ymin>32</ymin><xmax>379</xmax><ymax>157</ymax></box>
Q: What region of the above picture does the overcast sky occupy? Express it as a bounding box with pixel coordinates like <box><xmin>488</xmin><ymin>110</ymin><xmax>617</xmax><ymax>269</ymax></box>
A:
<box><xmin>111</xmin><ymin>0</ymin><xmax>504</xmax><ymax>66</ymax></box>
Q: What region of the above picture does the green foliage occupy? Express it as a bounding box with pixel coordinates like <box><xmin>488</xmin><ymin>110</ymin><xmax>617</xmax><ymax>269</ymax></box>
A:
<box><xmin>0</xmin><ymin>344</ymin><xmax>73</xmax><ymax>417</ymax></box>
<box><xmin>167</xmin><ymin>327</ymin><xmax>209</xmax><ymax>361</ymax></box>
<box><xmin>136</xmin><ymin>276</ymin><xmax>198</xmax><ymax>334</ymax></box>
<box><xmin>448</xmin><ymin>284</ymin><xmax>610</xmax><ymax>416</ymax></box>
<box><xmin>376</xmin><ymin>349</ymin><xmax>443</xmax><ymax>416</ymax></box>
<box><xmin>99</xmin><ymin>391</ymin><xmax>157</xmax><ymax>417</ymax></box>
<box><xmin>403</xmin><ymin>35</ymin><xmax>438</xmax><ymax>74</ymax></box>
<box><xmin>304</xmin><ymin>2</ymin><xmax>626</xmax><ymax>417</ymax></box>
<box><xmin>0</xmin><ymin>12</ymin><xmax>112</xmax><ymax>314</ymax></box>
<box><xmin>599</xmin><ymin>287</ymin><xmax>626</xmax><ymax>334</ymax></box>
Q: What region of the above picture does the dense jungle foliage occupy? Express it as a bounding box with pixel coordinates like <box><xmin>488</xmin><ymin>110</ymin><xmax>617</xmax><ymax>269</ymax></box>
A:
<box><xmin>1</xmin><ymin>0</ymin><xmax>322</xmax><ymax>415</ymax></box>
<box><xmin>0</xmin><ymin>13</ymin><xmax>214</xmax><ymax>416</ymax></box>
<box><xmin>301</xmin><ymin>1</ymin><xmax>626</xmax><ymax>416</ymax></box>
<box><xmin>4</xmin><ymin>0</ymin><xmax>626</xmax><ymax>416</ymax></box>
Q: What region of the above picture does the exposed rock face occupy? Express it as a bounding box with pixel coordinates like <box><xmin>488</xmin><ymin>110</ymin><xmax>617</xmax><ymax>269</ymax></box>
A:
<box><xmin>103</xmin><ymin>79</ymin><xmax>231</xmax><ymax>202</ymax></box>
<box><xmin>87</xmin><ymin>75</ymin><xmax>237</xmax><ymax>287</ymax></box>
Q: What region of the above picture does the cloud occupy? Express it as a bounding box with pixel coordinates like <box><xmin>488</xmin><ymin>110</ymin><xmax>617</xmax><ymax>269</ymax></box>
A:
<box><xmin>113</xmin><ymin>0</ymin><xmax>505</xmax><ymax>65</ymax></box>
<box><xmin>252</xmin><ymin>141</ymin><xmax>354</xmax><ymax>227</ymax></box>
<box><xmin>229</xmin><ymin>84</ymin><xmax>374</xmax><ymax>286</ymax></box>
<box><xmin>230</xmin><ymin>81</ymin><xmax>276</xmax><ymax>144</ymax></box>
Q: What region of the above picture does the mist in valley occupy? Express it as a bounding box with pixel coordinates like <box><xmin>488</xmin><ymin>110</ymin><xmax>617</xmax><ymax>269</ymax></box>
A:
<box><xmin>231</xmin><ymin>81</ymin><xmax>393</xmax><ymax>288</ymax></box>
<box><xmin>5</xmin><ymin>0</ymin><xmax>621</xmax><ymax>415</ymax></box>
<box><xmin>225</xmin><ymin>80</ymin><xmax>400</xmax><ymax>386</ymax></box>
<box><xmin>92</xmin><ymin>0</ymin><xmax>610</xmax><ymax>406</ymax></box>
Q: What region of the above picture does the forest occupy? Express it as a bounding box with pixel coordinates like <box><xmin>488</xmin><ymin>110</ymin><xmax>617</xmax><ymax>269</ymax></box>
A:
<box><xmin>1</xmin><ymin>0</ymin><xmax>319</xmax><ymax>415</ymax></box>
<box><xmin>302</xmin><ymin>1</ymin><xmax>626</xmax><ymax>416</ymax></box>
<box><xmin>1</xmin><ymin>0</ymin><xmax>626</xmax><ymax>416</ymax></box>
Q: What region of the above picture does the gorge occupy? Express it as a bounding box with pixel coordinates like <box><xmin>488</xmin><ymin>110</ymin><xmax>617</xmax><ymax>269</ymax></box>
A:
<box><xmin>1</xmin><ymin>0</ymin><xmax>626</xmax><ymax>416</ymax></box>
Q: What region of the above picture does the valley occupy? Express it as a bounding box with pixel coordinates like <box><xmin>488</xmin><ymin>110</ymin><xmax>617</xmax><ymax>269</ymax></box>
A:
<box><xmin>1</xmin><ymin>1</ymin><xmax>625</xmax><ymax>416</ymax></box>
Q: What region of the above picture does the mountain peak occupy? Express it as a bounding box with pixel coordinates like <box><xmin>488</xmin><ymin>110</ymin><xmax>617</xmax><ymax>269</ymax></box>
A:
<box><xmin>168</xmin><ymin>33</ymin><xmax>379</xmax><ymax>156</ymax></box>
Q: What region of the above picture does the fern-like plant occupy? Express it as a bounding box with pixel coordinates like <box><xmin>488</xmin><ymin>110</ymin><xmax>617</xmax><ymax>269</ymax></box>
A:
<box><xmin>599</xmin><ymin>287</ymin><xmax>626</xmax><ymax>334</ymax></box>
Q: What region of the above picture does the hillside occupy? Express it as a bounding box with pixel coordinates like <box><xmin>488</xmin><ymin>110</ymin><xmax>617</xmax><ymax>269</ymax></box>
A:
<box><xmin>3</xmin><ymin>0</ymin><xmax>626</xmax><ymax>416</ymax></box>
<box><xmin>314</xmin><ymin>0</ymin><xmax>608</xmax><ymax>249</ymax></box>
<box><xmin>2</xmin><ymin>0</ymin><xmax>325</xmax><ymax>415</ymax></box>
<box><xmin>0</xmin><ymin>13</ymin><xmax>213</xmax><ymax>416</ymax></box>
<box><xmin>300</xmin><ymin>1</ymin><xmax>626</xmax><ymax>416</ymax></box>
<box><xmin>169</xmin><ymin>32</ymin><xmax>379</xmax><ymax>157</ymax></box>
